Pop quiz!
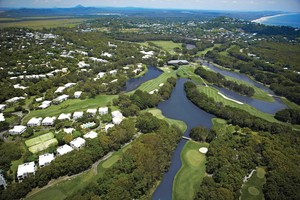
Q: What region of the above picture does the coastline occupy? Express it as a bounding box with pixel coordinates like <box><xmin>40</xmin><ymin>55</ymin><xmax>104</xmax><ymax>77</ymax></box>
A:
<box><xmin>251</xmin><ymin>13</ymin><xmax>298</xmax><ymax>24</ymax></box>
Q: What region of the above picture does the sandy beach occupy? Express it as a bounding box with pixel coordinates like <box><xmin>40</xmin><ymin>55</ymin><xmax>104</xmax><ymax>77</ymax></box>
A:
<box><xmin>251</xmin><ymin>13</ymin><xmax>296</xmax><ymax>24</ymax></box>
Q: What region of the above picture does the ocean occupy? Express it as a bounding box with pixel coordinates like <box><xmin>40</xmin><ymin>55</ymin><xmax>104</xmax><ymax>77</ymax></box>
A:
<box><xmin>258</xmin><ymin>13</ymin><xmax>300</xmax><ymax>28</ymax></box>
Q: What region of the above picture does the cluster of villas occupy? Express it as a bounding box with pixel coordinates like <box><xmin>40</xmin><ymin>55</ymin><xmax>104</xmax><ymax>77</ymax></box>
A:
<box><xmin>8</xmin><ymin>108</ymin><xmax>124</xmax><ymax>135</ymax></box>
<box><xmin>17</xmin><ymin>135</ymin><xmax>91</xmax><ymax>182</ymax></box>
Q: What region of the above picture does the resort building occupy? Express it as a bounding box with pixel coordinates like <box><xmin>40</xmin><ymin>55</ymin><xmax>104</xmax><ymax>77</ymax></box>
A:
<box><xmin>64</xmin><ymin>128</ymin><xmax>75</xmax><ymax>134</ymax></box>
<box><xmin>111</xmin><ymin>110</ymin><xmax>124</xmax><ymax>125</ymax></box>
<box><xmin>39</xmin><ymin>153</ymin><xmax>55</xmax><ymax>167</ymax></box>
<box><xmin>74</xmin><ymin>91</ymin><xmax>82</xmax><ymax>98</ymax></box>
<box><xmin>53</xmin><ymin>94</ymin><xmax>69</xmax><ymax>104</ymax></box>
<box><xmin>99</xmin><ymin>107</ymin><xmax>109</xmax><ymax>115</ymax></box>
<box><xmin>167</xmin><ymin>60</ymin><xmax>189</xmax><ymax>65</ymax></box>
<box><xmin>57</xmin><ymin>144</ymin><xmax>74</xmax><ymax>156</ymax></box>
<box><xmin>58</xmin><ymin>113</ymin><xmax>71</xmax><ymax>120</ymax></box>
<box><xmin>73</xmin><ymin>111</ymin><xmax>84</xmax><ymax>120</ymax></box>
<box><xmin>70</xmin><ymin>137</ymin><xmax>86</xmax><ymax>150</ymax></box>
<box><xmin>87</xmin><ymin>108</ymin><xmax>97</xmax><ymax>116</ymax></box>
<box><xmin>27</xmin><ymin>117</ymin><xmax>43</xmax><ymax>127</ymax></box>
<box><xmin>109</xmin><ymin>69</ymin><xmax>118</xmax><ymax>75</ymax></box>
<box><xmin>39</xmin><ymin>100</ymin><xmax>51</xmax><ymax>109</ymax></box>
<box><xmin>83</xmin><ymin>131</ymin><xmax>98</xmax><ymax>139</ymax></box>
<box><xmin>0</xmin><ymin>104</ymin><xmax>6</xmax><ymax>111</ymax></box>
<box><xmin>0</xmin><ymin>113</ymin><xmax>5</xmax><ymax>122</ymax></box>
<box><xmin>42</xmin><ymin>117</ymin><xmax>56</xmax><ymax>126</ymax></box>
<box><xmin>54</xmin><ymin>86</ymin><xmax>66</xmax><ymax>94</ymax></box>
<box><xmin>9</xmin><ymin>125</ymin><xmax>27</xmax><ymax>135</ymax></box>
<box><xmin>17</xmin><ymin>162</ymin><xmax>36</xmax><ymax>181</ymax></box>
<box><xmin>97</xmin><ymin>72</ymin><xmax>106</xmax><ymax>78</ymax></box>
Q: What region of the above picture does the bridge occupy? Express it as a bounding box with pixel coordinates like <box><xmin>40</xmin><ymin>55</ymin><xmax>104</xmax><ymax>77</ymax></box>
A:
<box><xmin>182</xmin><ymin>136</ymin><xmax>192</xmax><ymax>140</ymax></box>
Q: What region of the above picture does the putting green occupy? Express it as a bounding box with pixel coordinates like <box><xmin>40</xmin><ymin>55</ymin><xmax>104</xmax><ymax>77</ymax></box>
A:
<box><xmin>186</xmin><ymin>150</ymin><xmax>204</xmax><ymax>167</ymax></box>
<box><xmin>102</xmin><ymin>155</ymin><xmax>120</xmax><ymax>168</ymax></box>
<box><xmin>248</xmin><ymin>187</ymin><xmax>260</xmax><ymax>196</ymax></box>
<box><xmin>256</xmin><ymin>168</ymin><xmax>266</xmax><ymax>179</ymax></box>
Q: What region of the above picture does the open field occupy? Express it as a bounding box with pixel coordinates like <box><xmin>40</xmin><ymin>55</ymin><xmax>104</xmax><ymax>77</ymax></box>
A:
<box><xmin>26</xmin><ymin>144</ymin><xmax>132</xmax><ymax>200</ymax></box>
<box><xmin>241</xmin><ymin>167</ymin><xmax>266</xmax><ymax>200</ymax></box>
<box><xmin>25</xmin><ymin>132</ymin><xmax>58</xmax><ymax>153</ymax></box>
<box><xmin>198</xmin><ymin>86</ymin><xmax>278</xmax><ymax>123</ymax></box>
<box><xmin>150</xmin><ymin>41</ymin><xmax>182</xmax><ymax>54</ymax></box>
<box><xmin>197</xmin><ymin>44</ymin><xmax>221</xmax><ymax>57</ymax></box>
<box><xmin>146</xmin><ymin>108</ymin><xmax>187</xmax><ymax>133</ymax></box>
<box><xmin>173</xmin><ymin>141</ymin><xmax>208</xmax><ymax>200</ymax></box>
<box><xmin>133</xmin><ymin>67</ymin><xmax>177</xmax><ymax>93</ymax></box>
<box><xmin>0</xmin><ymin>18</ymin><xmax>87</xmax><ymax>29</ymax></box>
<box><xmin>23</xmin><ymin>95</ymin><xmax>117</xmax><ymax>123</ymax></box>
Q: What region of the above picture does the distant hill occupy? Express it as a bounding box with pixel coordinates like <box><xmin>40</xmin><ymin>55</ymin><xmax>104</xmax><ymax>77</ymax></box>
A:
<box><xmin>0</xmin><ymin>6</ymin><xmax>284</xmax><ymax>20</ymax></box>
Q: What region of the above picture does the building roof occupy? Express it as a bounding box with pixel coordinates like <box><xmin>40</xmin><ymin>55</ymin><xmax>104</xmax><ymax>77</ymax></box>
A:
<box><xmin>111</xmin><ymin>110</ymin><xmax>123</xmax><ymax>118</ymax></box>
<box><xmin>84</xmin><ymin>131</ymin><xmax>98</xmax><ymax>139</ymax></box>
<box><xmin>0</xmin><ymin>104</ymin><xmax>6</xmax><ymax>110</ymax></box>
<box><xmin>70</xmin><ymin>137</ymin><xmax>86</xmax><ymax>148</ymax></box>
<box><xmin>99</xmin><ymin>107</ymin><xmax>108</xmax><ymax>114</ymax></box>
<box><xmin>17</xmin><ymin>162</ymin><xmax>35</xmax><ymax>177</ymax></box>
<box><xmin>58</xmin><ymin>113</ymin><xmax>71</xmax><ymax>120</ymax></box>
<box><xmin>27</xmin><ymin>117</ymin><xmax>42</xmax><ymax>125</ymax></box>
<box><xmin>0</xmin><ymin>113</ymin><xmax>5</xmax><ymax>122</ymax></box>
<box><xmin>73</xmin><ymin>111</ymin><xmax>83</xmax><ymax>118</ymax></box>
<box><xmin>64</xmin><ymin>128</ymin><xmax>74</xmax><ymax>134</ymax></box>
<box><xmin>54</xmin><ymin>86</ymin><xmax>66</xmax><ymax>93</ymax></box>
<box><xmin>9</xmin><ymin>125</ymin><xmax>26</xmax><ymax>134</ymax></box>
<box><xmin>74</xmin><ymin>91</ymin><xmax>82</xmax><ymax>96</ymax></box>
<box><xmin>167</xmin><ymin>60</ymin><xmax>189</xmax><ymax>65</ymax></box>
<box><xmin>64</xmin><ymin>83</ymin><xmax>76</xmax><ymax>88</ymax></box>
<box><xmin>113</xmin><ymin>117</ymin><xmax>124</xmax><ymax>125</ymax></box>
<box><xmin>42</xmin><ymin>117</ymin><xmax>56</xmax><ymax>124</ymax></box>
<box><xmin>87</xmin><ymin>108</ymin><xmax>97</xmax><ymax>114</ymax></box>
<box><xmin>57</xmin><ymin>144</ymin><xmax>73</xmax><ymax>155</ymax></box>
<box><xmin>105</xmin><ymin>123</ymin><xmax>115</xmax><ymax>132</ymax></box>
<box><xmin>39</xmin><ymin>153</ymin><xmax>55</xmax><ymax>166</ymax></box>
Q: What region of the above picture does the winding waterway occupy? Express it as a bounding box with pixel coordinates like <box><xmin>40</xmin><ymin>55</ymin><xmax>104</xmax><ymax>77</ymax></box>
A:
<box><xmin>152</xmin><ymin>78</ymin><xmax>215</xmax><ymax>200</ymax></box>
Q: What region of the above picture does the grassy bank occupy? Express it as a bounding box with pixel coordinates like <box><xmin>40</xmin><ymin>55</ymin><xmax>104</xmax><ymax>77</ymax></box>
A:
<box><xmin>146</xmin><ymin>108</ymin><xmax>187</xmax><ymax>133</ymax></box>
<box><xmin>173</xmin><ymin>141</ymin><xmax>208</xmax><ymax>200</ymax></box>
<box><xmin>240</xmin><ymin>167</ymin><xmax>266</xmax><ymax>200</ymax></box>
<box><xmin>198</xmin><ymin>86</ymin><xmax>278</xmax><ymax>123</ymax></box>
<box><xmin>177</xmin><ymin>65</ymin><xmax>205</xmax><ymax>85</ymax></box>
<box><xmin>23</xmin><ymin>95</ymin><xmax>117</xmax><ymax>123</ymax></box>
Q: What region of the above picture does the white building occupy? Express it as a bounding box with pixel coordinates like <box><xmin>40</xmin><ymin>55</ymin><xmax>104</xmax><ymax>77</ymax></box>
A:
<box><xmin>58</xmin><ymin>113</ymin><xmax>71</xmax><ymax>120</ymax></box>
<box><xmin>64</xmin><ymin>83</ymin><xmax>76</xmax><ymax>88</ymax></box>
<box><xmin>64</xmin><ymin>128</ymin><xmax>74</xmax><ymax>134</ymax></box>
<box><xmin>17</xmin><ymin>162</ymin><xmax>35</xmax><ymax>181</ymax></box>
<box><xmin>42</xmin><ymin>117</ymin><xmax>56</xmax><ymax>126</ymax></box>
<box><xmin>87</xmin><ymin>108</ymin><xmax>97</xmax><ymax>116</ymax></box>
<box><xmin>78</xmin><ymin>61</ymin><xmax>90</xmax><ymax>68</ymax></box>
<box><xmin>73</xmin><ymin>111</ymin><xmax>83</xmax><ymax>120</ymax></box>
<box><xmin>99</xmin><ymin>107</ymin><xmax>109</xmax><ymax>115</ymax></box>
<box><xmin>70</xmin><ymin>137</ymin><xmax>86</xmax><ymax>150</ymax></box>
<box><xmin>111</xmin><ymin>110</ymin><xmax>124</xmax><ymax>125</ymax></box>
<box><xmin>74</xmin><ymin>91</ymin><xmax>82</xmax><ymax>98</ymax></box>
<box><xmin>0</xmin><ymin>113</ymin><xmax>5</xmax><ymax>122</ymax></box>
<box><xmin>39</xmin><ymin>153</ymin><xmax>55</xmax><ymax>167</ymax></box>
<box><xmin>101</xmin><ymin>52</ymin><xmax>112</xmax><ymax>57</ymax></box>
<box><xmin>6</xmin><ymin>97</ymin><xmax>25</xmax><ymax>103</ymax></box>
<box><xmin>109</xmin><ymin>69</ymin><xmax>117</xmax><ymax>75</ymax></box>
<box><xmin>54</xmin><ymin>86</ymin><xmax>66</xmax><ymax>93</ymax></box>
<box><xmin>167</xmin><ymin>60</ymin><xmax>189</xmax><ymax>65</ymax></box>
<box><xmin>0</xmin><ymin>104</ymin><xmax>6</xmax><ymax>111</ymax></box>
<box><xmin>53</xmin><ymin>95</ymin><xmax>69</xmax><ymax>104</ymax></box>
<box><xmin>35</xmin><ymin>97</ymin><xmax>43</xmax><ymax>102</ymax></box>
<box><xmin>39</xmin><ymin>100</ymin><xmax>51</xmax><ymax>109</ymax></box>
<box><xmin>97</xmin><ymin>72</ymin><xmax>106</xmax><ymax>78</ymax></box>
<box><xmin>57</xmin><ymin>144</ymin><xmax>74</xmax><ymax>156</ymax></box>
<box><xmin>83</xmin><ymin>131</ymin><xmax>98</xmax><ymax>139</ymax></box>
<box><xmin>27</xmin><ymin>117</ymin><xmax>42</xmax><ymax>127</ymax></box>
<box><xmin>105</xmin><ymin>123</ymin><xmax>115</xmax><ymax>132</ymax></box>
<box><xmin>9</xmin><ymin>125</ymin><xmax>27</xmax><ymax>135</ymax></box>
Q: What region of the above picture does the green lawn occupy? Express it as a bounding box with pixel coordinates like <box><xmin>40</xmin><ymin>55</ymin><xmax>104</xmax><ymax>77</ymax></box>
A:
<box><xmin>23</xmin><ymin>95</ymin><xmax>117</xmax><ymax>123</ymax></box>
<box><xmin>173</xmin><ymin>141</ymin><xmax>208</xmax><ymax>200</ymax></box>
<box><xmin>150</xmin><ymin>41</ymin><xmax>182</xmax><ymax>54</ymax></box>
<box><xmin>177</xmin><ymin>65</ymin><xmax>205</xmax><ymax>85</ymax></box>
<box><xmin>0</xmin><ymin>18</ymin><xmax>87</xmax><ymax>29</ymax></box>
<box><xmin>197</xmin><ymin>44</ymin><xmax>221</xmax><ymax>57</ymax></box>
<box><xmin>224</xmin><ymin>76</ymin><xmax>274</xmax><ymax>102</ymax></box>
<box><xmin>281</xmin><ymin>97</ymin><xmax>300</xmax><ymax>110</ymax></box>
<box><xmin>133</xmin><ymin>68</ymin><xmax>177</xmax><ymax>93</ymax></box>
<box><xmin>198</xmin><ymin>86</ymin><xmax>278</xmax><ymax>123</ymax></box>
<box><xmin>26</xmin><ymin>144</ymin><xmax>132</xmax><ymax>200</ymax></box>
<box><xmin>211</xmin><ymin>118</ymin><xmax>236</xmax><ymax>134</ymax></box>
<box><xmin>241</xmin><ymin>167</ymin><xmax>266</xmax><ymax>200</ymax></box>
<box><xmin>146</xmin><ymin>108</ymin><xmax>187</xmax><ymax>133</ymax></box>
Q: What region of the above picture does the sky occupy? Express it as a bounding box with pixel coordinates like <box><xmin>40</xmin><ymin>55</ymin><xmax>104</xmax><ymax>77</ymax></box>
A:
<box><xmin>0</xmin><ymin>0</ymin><xmax>300</xmax><ymax>12</ymax></box>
